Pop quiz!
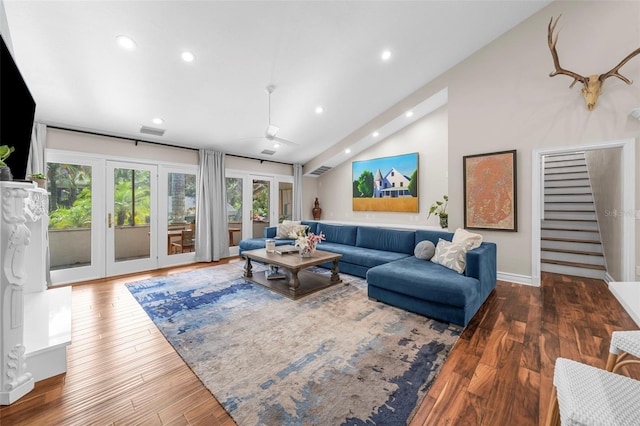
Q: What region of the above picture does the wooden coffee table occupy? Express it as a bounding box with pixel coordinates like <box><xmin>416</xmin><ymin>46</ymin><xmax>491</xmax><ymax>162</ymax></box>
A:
<box><xmin>242</xmin><ymin>248</ymin><xmax>342</xmax><ymax>300</ymax></box>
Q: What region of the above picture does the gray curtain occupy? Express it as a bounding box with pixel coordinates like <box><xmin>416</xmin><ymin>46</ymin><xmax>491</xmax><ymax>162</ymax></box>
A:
<box><xmin>293</xmin><ymin>163</ymin><xmax>303</xmax><ymax>220</ymax></box>
<box><xmin>195</xmin><ymin>149</ymin><xmax>229</xmax><ymax>261</ymax></box>
<box><xmin>26</xmin><ymin>122</ymin><xmax>47</xmax><ymax>175</ymax></box>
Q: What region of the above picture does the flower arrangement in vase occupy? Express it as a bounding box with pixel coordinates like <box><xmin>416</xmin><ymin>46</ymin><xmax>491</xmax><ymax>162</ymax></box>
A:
<box><xmin>291</xmin><ymin>229</ymin><xmax>325</xmax><ymax>257</ymax></box>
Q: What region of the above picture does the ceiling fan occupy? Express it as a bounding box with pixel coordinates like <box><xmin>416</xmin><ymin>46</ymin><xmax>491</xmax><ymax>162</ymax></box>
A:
<box><xmin>251</xmin><ymin>85</ymin><xmax>299</xmax><ymax>147</ymax></box>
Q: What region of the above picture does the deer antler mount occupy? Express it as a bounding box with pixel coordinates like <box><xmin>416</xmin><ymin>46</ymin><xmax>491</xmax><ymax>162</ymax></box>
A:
<box><xmin>548</xmin><ymin>15</ymin><xmax>640</xmax><ymax>111</ymax></box>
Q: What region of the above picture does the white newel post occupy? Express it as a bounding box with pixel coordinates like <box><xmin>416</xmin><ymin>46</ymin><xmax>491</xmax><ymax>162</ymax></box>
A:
<box><xmin>0</xmin><ymin>181</ymin><xmax>36</xmax><ymax>405</ymax></box>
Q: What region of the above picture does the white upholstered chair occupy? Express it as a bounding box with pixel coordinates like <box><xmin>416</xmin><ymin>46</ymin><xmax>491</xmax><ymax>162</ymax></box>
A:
<box><xmin>545</xmin><ymin>357</ymin><xmax>640</xmax><ymax>426</ymax></box>
<box><xmin>605</xmin><ymin>330</ymin><xmax>640</xmax><ymax>375</ymax></box>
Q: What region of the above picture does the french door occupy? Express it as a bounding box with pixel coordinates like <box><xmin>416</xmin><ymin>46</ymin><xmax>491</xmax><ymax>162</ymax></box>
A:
<box><xmin>106</xmin><ymin>161</ymin><xmax>158</xmax><ymax>276</ymax></box>
<box><xmin>226</xmin><ymin>170</ymin><xmax>294</xmax><ymax>256</ymax></box>
<box><xmin>48</xmin><ymin>152</ymin><xmax>197</xmax><ymax>285</ymax></box>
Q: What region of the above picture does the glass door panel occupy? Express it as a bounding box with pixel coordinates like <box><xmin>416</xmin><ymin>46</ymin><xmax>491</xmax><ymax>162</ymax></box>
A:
<box><xmin>226</xmin><ymin>177</ymin><xmax>243</xmax><ymax>247</ymax></box>
<box><xmin>167</xmin><ymin>172</ymin><xmax>197</xmax><ymax>256</ymax></box>
<box><xmin>106</xmin><ymin>161</ymin><xmax>157</xmax><ymax>276</ymax></box>
<box><xmin>46</xmin><ymin>152</ymin><xmax>105</xmax><ymax>285</ymax></box>
<box><xmin>47</xmin><ymin>162</ymin><xmax>93</xmax><ymax>270</ymax></box>
<box><xmin>278</xmin><ymin>182</ymin><xmax>293</xmax><ymax>223</ymax></box>
<box><xmin>252</xmin><ymin>178</ymin><xmax>270</xmax><ymax>238</ymax></box>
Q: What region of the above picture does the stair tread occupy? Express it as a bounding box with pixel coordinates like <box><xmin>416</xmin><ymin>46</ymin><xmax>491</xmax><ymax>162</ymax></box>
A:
<box><xmin>541</xmin><ymin>237</ymin><xmax>601</xmax><ymax>244</ymax></box>
<box><xmin>542</xmin><ymin>218</ymin><xmax>596</xmax><ymax>222</ymax></box>
<box><xmin>544</xmin><ymin>210</ymin><xmax>595</xmax><ymax>213</ymax></box>
<box><xmin>544</xmin><ymin>201</ymin><xmax>594</xmax><ymax>203</ymax></box>
<box><xmin>545</xmin><ymin>164</ymin><xmax>586</xmax><ymax>169</ymax></box>
<box><xmin>544</xmin><ymin>185</ymin><xmax>591</xmax><ymax>189</ymax></box>
<box><xmin>541</xmin><ymin>229</ymin><xmax>598</xmax><ymax>233</ymax></box>
<box><xmin>541</xmin><ymin>247</ymin><xmax>603</xmax><ymax>256</ymax></box>
<box><xmin>544</xmin><ymin>177</ymin><xmax>590</xmax><ymax>181</ymax></box>
<box><xmin>540</xmin><ymin>259</ymin><xmax>606</xmax><ymax>270</ymax></box>
<box><xmin>544</xmin><ymin>193</ymin><xmax>592</xmax><ymax>196</ymax></box>
<box><xmin>544</xmin><ymin>171</ymin><xmax>588</xmax><ymax>175</ymax></box>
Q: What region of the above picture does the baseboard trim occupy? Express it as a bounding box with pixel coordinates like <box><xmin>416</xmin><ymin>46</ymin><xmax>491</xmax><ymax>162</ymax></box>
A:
<box><xmin>604</xmin><ymin>272</ymin><xmax>614</xmax><ymax>284</ymax></box>
<box><xmin>497</xmin><ymin>271</ymin><xmax>537</xmax><ymax>287</ymax></box>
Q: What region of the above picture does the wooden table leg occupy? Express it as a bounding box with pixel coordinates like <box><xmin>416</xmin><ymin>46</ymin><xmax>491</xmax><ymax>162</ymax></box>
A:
<box><xmin>330</xmin><ymin>259</ymin><xmax>340</xmax><ymax>283</ymax></box>
<box><xmin>289</xmin><ymin>270</ymin><xmax>300</xmax><ymax>293</ymax></box>
<box><xmin>244</xmin><ymin>257</ymin><xmax>252</xmax><ymax>278</ymax></box>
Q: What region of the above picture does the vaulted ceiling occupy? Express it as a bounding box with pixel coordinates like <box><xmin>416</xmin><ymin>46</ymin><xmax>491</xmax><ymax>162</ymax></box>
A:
<box><xmin>4</xmin><ymin>0</ymin><xmax>550</xmax><ymax>165</ymax></box>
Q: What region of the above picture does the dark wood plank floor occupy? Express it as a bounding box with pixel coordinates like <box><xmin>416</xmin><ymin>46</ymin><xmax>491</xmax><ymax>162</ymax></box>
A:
<box><xmin>1</xmin><ymin>262</ymin><xmax>638</xmax><ymax>425</ymax></box>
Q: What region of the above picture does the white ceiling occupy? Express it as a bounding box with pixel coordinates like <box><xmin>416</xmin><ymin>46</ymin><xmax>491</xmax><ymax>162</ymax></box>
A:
<box><xmin>4</xmin><ymin>0</ymin><xmax>550</xmax><ymax>165</ymax></box>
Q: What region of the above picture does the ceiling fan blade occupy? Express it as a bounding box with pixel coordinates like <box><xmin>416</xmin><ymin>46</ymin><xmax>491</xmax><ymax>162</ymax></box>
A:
<box><xmin>272</xmin><ymin>136</ymin><xmax>299</xmax><ymax>146</ymax></box>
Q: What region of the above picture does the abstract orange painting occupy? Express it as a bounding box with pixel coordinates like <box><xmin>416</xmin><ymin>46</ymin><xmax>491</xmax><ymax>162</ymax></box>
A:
<box><xmin>463</xmin><ymin>150</ymin><xmax>517</xmax><ymax>231</ymax></box>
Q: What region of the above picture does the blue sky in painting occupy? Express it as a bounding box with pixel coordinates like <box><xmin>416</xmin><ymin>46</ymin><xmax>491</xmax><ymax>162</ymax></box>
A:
<box><xmin>352</xmin><ymin>153</ymin><xmax>418</xmax><ymax>179</ymax></box>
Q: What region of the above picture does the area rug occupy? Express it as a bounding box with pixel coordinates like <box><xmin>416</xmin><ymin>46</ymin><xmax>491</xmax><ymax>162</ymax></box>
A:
<box><xmin>126</xmin><ymin>262</ymin><xmax>460</xmax><ymax>425</ymax></box>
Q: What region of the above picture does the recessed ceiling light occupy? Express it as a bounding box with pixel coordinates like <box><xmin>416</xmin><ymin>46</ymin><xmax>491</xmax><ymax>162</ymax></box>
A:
<box><xmin>152</xmin><ymin>117</ymin><xmax>164</xmax><ymax>125</ymax></box>
<box><xmin>181</xmin><ymin>51</ymin><xmax>195</xmax><ymax>62</ymax></box>
<box><xmin>381</xmin><ymin>50</ymin><xmax>392</xmax><ymax>61</ymax></box>
<box><xmin>273</xmin><ymin>142</ymin><xmax>280</xmax><ymax>148</ymax></box>
<box><xmin>372</xmin><ymin>131</ymin><xmax>380</xmax><ymax>138</ymax></box>
<box><xmin>405</xmin><ymin>111</ymin><xmax>414</xmax><ymax>118</ymax></box>
<box><xmin>116</xmin><ymin>35</ymin><xmax>136</xmax><ymax>50</ymax></box>
<box><xmin>315</xmin><ymin>106</ymin><xmax>324</xmax><ymax>114</ymax></box>
<box><xmin>345</xmin><ymin>148</ymin><xmax>351</xmax><ymax>154</ymax></box>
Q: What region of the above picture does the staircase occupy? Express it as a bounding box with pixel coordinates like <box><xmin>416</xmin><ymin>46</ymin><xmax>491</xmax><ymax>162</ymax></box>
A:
<box><xmin>541</xmin><ymin>152</ymin><xmax>606</xmax><ymax>280</ymax></box>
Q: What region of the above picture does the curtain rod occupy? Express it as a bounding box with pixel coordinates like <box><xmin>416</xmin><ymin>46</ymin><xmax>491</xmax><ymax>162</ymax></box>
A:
<box><xmin>47</xmin><ymin>125</ymin><xmax>294</xmax><ymax>166</ymax></box>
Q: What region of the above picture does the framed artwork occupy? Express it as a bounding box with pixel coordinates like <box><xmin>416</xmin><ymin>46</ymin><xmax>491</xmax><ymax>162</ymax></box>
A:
<box><xmin>352</xmin><ymin>152</ymin><xmax>418</xmax><ymax>212</ymax></box>
<box><xmin>463</xmin><ymin>149</ymin><xmax>517</xmax><ymax>231</ymax></box>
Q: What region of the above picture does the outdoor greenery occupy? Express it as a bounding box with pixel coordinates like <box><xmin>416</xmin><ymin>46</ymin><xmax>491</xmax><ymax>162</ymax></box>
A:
<box><xmin>226</xmin><ymin>177</ymin><xmax>242</xmax><ymax>222</ymax></box>
<box><xmin>252</xmin><ymin>180</ymin><xmax>269</xmax><ymax>220</ymax></box>
<box><xmin>47</xmin><ymin>163</ymin><xmax>92</xmax><ymax>229</ymax></box>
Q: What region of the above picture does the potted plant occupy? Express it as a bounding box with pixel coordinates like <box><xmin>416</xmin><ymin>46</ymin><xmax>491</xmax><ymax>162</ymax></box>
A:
<box><xmin>0</xmin><ymin>145</ymin><xmax>15</xmax><ymax>181</ymax></box>
<box><xmin>29</xmin><ymin>173</ymin><xmax>47</xmax><ymax>189</ymax></box>
<box><xmin>427</xmin><ymin>195</ymin><xmax>449</xmax><ymax>228</ymax></box>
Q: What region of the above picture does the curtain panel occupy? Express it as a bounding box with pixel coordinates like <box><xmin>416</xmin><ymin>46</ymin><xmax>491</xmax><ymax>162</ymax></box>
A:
<box><xmin>195</xmin><ymin>149</ymin><xmax>230</xmax><ymax>262</ymax></box>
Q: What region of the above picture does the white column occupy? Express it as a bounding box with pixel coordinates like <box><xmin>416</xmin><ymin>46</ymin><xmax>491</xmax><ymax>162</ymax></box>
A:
<box><xmin>0</xmin><ymin>181</ymin><xmax>35</xmax><ymax>405</ymax></box>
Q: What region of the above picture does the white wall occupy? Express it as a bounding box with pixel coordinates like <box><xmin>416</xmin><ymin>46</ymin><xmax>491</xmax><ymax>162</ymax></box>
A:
<box><xmin>316</xmin><ymin>105</ymin><xmax>448</xmax><ymax>227</ymax></box>
<box><xmin>585</xmin><ymin>148</ymin><xmax>623</xmax><ymax>281</ymax></box>
<box><xmin>446</xmin><ymin>1</ymin><xmax>640</xmax><ymax>277</ymax></box>
<box><xmin>315</xmin><ymin>0</ymin><xmax>640</xmax><ymax>279</ymax></box>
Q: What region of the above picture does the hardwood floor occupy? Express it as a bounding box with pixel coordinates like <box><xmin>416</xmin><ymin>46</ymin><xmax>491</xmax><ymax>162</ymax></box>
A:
<box><xmin>1</xmin><ymin>262</ymin><xmax>638</xmax><ymax>425</ymax></box>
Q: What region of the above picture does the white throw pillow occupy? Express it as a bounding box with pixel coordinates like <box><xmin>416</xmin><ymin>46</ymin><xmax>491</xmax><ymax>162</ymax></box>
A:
<box><xmin>275</xmin><ymin>220</ymin><xmax>302</xmax><ymax>239</ymax></box>
<box><xmin>431</xmin><ymin>238</ymin><xmax>473</xmax><ymax>274</ymax></box>
<box><xmin>452</xmin><ymin>228</ymin><xmax>483</xmax><ymax>250</ymax></box>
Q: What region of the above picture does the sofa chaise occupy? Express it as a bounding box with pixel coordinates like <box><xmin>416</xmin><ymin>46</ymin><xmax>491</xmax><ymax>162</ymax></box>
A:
<box><xmin>238</xmin><ymin>221</ymin><xmax>497</xmax><ymax>327</ymax></box>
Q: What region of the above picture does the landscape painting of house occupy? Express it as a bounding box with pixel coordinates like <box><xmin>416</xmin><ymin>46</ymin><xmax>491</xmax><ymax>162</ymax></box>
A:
<box><xmin>352</xmin><ymin>152</ymin><xmax>418</xmax><ymax>212</ymax></box>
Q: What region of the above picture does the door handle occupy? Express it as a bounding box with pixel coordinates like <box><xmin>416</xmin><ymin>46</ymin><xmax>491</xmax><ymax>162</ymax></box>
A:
<box><xmin>108</xmin><ymin>213</ymin><xmax>112</xmax><ymax>228</ymax></box>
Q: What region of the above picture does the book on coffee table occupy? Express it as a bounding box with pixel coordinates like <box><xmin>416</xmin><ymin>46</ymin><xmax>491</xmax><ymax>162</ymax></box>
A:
<box><xmin>275</xmin><ymin>245</ymin><xmax>299</xmax><ymax>255</ymax></box>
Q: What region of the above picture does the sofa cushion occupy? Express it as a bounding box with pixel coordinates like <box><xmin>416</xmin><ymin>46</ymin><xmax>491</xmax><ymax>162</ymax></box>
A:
<box><xmin>452</xmin><ymin>228</ymin><xmax>483</xmax><ymax>249</ymax></box>
<box><xmin>415</xmin><ymin>229</ymin><xmax>454</xmax><ymax>246</ymax></box>
<box><xmin>367</xmin><ymin>256</ymin><xmax>481</xmax><ymax>308</ymax></box>
<box><xmin>414</xmin><ymin>240</ymin><xmax>435</xmax><ymax>260</ymax></box>
<box><xmin>301</xmin><ymin>221</ymin><xmax>319</xmax><ymax>235</ymax></box>
<box><xmin>431</xmin><ymin>238</ymin><xmax>473</xmax><ymax>273</ymax></box>
<box><xmin>317</xmin><ymin>223</ymin><xmax>358</xmax><ymax>246</ymax></box>
<box><xmin>356</xmin><ymin>226</ymin><xmax>415</xmax><ymax>255</ymax></box>
<box><xmin>317</xmin><ymin>241</ymin><xmax>409</xmax><ymax>268</ymax></box>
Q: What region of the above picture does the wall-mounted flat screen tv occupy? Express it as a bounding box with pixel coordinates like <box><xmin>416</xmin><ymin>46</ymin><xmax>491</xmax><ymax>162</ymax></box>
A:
<box><xmin>1</xmin><ymin>33</ymin><xmax>36</xmax><ymax>180</ymax></box>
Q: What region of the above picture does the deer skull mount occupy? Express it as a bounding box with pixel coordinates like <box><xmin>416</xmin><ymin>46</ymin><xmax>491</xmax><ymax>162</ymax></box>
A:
<box><xmin>548</xmin><ymin>15</ymin><xmax>640</xmax><ymax>111</ymax></box>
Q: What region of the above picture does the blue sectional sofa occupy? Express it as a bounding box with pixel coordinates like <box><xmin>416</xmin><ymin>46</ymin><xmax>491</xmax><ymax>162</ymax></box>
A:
<box><xmin>239</xmin><ymin>221</ymin><xmax>497</xmax><ymax>327</ymax></box>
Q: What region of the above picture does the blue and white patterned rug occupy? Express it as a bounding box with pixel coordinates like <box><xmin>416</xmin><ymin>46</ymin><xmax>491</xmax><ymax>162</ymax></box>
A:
<box><xmin>126</xmin><ymin>261</ymin><xmax>460</xmax><ymax>425</ymax></box>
